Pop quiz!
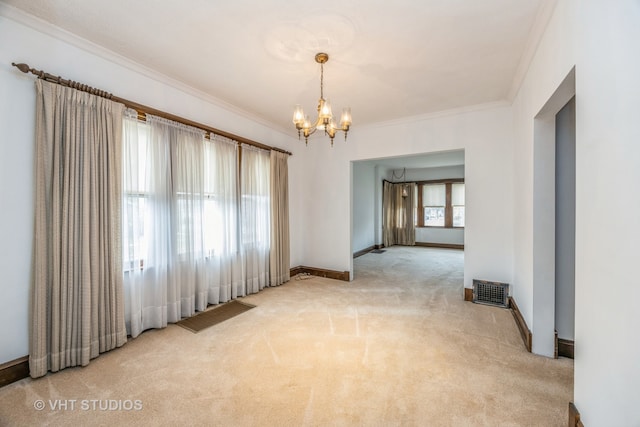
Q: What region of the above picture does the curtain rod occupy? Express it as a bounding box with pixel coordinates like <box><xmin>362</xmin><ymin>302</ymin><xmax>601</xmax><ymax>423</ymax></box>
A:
<box><xmin>11</xmin><ymin>62</ymin><xmax>292</xmax><ymax>156</ymax></box>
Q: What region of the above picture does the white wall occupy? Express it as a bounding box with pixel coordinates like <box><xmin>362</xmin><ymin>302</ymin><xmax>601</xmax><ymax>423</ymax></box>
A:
<box><xmin>573</xmin><ymin>1</ymin><xmax>640</xmax><ymax>424</ymax></box>
<box><xmin>416</xmin><ymin>228</ymin><xmax>464</xmax><ymax>246</ymax></box>
<box><xmin>0</xmin><ymin>11</ymin><xmax>301</xmax><ymax>364</ymax></box>
<box><xmin>512</xmin><ymin>0</ymin><xmax>576</xmax><ymax>346</ymax></box>
<box><xmin>512</xmin><ymin>0</ymin><xmax>640</xmax><ymax>423</ymax></box>
<box><xmin>351</xmin><ymin>161</ymin><xmax>376</xmax><ymax>253</ymax></box>
<box><xmin>0</xmin><ymin>31</ymin><xmax>34</xmax><ymax>368</ymax></box>
<box><xmin>303</xmin><ymin>105</ymin><xmax>514</xmax><ymax>291</ymax></box>
<box><xmin>387</xmin><ymin>165</ymin><xmax>464</xmax><ymax>182</ymax></box>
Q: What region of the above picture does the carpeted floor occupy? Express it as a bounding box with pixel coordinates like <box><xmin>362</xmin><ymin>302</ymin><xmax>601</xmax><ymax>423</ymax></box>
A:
<box><xmin>0</xmin><ymin>246</ymin><xmax>573</xmax><ymax>426</ymax></box>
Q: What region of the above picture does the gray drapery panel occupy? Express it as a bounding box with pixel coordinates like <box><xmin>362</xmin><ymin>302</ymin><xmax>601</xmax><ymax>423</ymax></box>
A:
<box><xmin>269</xmin><ymin>150</ymin><xmax>290</xmax><ymax>285</ymax></box>
<box><xmin>30</xmin><ymin>79</ymin><xmax>127</xmax><ymax>378</ymax></box>
<box><xmin>382</xmin><ymin>181</ymin><xmax>416</xmax><ymax>247</ymax></box>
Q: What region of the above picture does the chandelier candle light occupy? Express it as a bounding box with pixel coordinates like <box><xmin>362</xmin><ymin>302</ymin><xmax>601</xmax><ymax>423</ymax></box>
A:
<box><xmin>292</xmin><ymin>53</ymin><xmax>352</xmax><ymax>146</ymax></box>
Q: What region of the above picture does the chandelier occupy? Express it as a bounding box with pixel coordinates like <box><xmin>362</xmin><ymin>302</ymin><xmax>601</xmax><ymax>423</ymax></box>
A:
<box><xmin>292</xmin><ymin>53</ymin><xmax>352</xmax><ymax>146</ymax></box>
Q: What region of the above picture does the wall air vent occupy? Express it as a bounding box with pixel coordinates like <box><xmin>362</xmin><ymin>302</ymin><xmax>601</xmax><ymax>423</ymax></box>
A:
<box><xmin>473</xmin><ymin>279</ymin><xmax>509</xmax><ymax>308</ymax></box>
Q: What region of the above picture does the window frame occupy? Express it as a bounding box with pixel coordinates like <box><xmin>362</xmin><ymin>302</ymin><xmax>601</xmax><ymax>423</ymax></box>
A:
<box><xmin>416</xmin><ymin>179</ymin><xmax>465</xmax><ymax>229</ymax></box>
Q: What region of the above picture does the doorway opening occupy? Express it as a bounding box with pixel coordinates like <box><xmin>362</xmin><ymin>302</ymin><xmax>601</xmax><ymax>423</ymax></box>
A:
<box><xmin>532</xmin><ymin>67</ymin><xmax>576</xmax><ymax>357</ymax></box>
<box><xmin>554</xmin><ymin>96</ymin><xmax>576</xmax><ymax>358</ymax></box>
<box><xmin>350</xmin><ymin>150</ymin><xmax>465</xmax><ymax>280</ymax></box>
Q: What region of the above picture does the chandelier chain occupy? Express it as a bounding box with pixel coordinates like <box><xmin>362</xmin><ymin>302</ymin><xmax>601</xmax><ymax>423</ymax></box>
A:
<box><xmin>320</xmin><ymin>62</ymin><xmax>324</xmax><ymax>100</ymax></box>
<box><xmin>392</xmin><ymin>168</ymin><xmax>407</xmax><ymax>181</ymax></box>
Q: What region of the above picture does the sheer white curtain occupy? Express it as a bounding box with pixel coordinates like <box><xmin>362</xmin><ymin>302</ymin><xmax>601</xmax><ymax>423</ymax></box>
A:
<box><xmin>123</xmin><ymin>112</ymin><xmax>209</xmax><ymax>337</ymax></box>
<box><xmin>123</xmin><ymin>115</ymin><xmax>276</xmax><ymax>337</ymax></box>
<box><xmin>122</xmin><ymin>112</ymin><xmax>150</xmax><ymax>337</ymax></box>
<box><xmin>240</xmin><ymin>144</ymin><xmax>271</xmax><ymax>293</ymax></box>
<box><xmin>204</xmin><ymin>135</ymin><xmax>243</xmax><ymax>303</ymax></box>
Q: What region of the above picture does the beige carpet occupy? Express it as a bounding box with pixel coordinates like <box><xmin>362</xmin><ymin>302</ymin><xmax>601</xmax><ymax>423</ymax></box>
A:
<box><xmin>0</xmin><ymin>246</ymin><xmax>573</xmax><ymax>426</ymax></box>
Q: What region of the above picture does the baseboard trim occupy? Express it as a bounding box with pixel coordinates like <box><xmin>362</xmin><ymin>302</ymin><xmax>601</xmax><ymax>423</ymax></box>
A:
<box><xmin>0</xmin><ymin>356</ymin><xmax>29</xmax><ymax>388</ymax></box>
<box><xmin>290</xmin><ymin>266</ymin><xmax>350</xmax><ymax>282</ymax></box>
<box><xmin>568</xmin><ymin>402</ymin><xmax>583</xmax><ymax>427</ymax></box>
<box><xmin>415</xmin><ymin>242</ymin><xmax>464</xmax><ymax>250</ymax></box>
<box><xmin>464</xmin><ymin>287</ymin><xmax>473</xmax><ymax>301</ymax></box>
<box><xmin>508</xmin><ymin>297</ymin><xmax>532</xmax><ymax>352</ymax></box>
<box><xmin>558</xmin><ymin>338</ymin><xmax>575</xmax><ymax>359</ymax></box>
<box><xmin>353</xmin><ymin>245</ymin><xmax>376</xmax><ymax>259</ymax></box>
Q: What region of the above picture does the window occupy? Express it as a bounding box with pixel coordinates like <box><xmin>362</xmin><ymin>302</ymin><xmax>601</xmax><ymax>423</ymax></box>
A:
<box><xmin>416</xmin><ymin>181</ymin><xmax>465</xmax><ymax>228</ymax></box>
<box><xmin>121</xmin><ymin>115</ymin><xmax>274</xmax><ymax>337</ymax></box>
<box><xmin>423</xmin><ymin>184</ymin><xmax>446</xmax><ymax>226</ymax></box>
<box><xmin>122</xmin><ymin>119</ymin><xmax>151</xmax><ymax>271</ymax></box>
<box><xmin>452</xmin><ymin>183</ymin><xmax>465</xmax><ymax>227</ymax></box>
<box><xmin>121</xmin><ymin>117</ymin><xmax>262</xmax><ymax>273</ymax></box>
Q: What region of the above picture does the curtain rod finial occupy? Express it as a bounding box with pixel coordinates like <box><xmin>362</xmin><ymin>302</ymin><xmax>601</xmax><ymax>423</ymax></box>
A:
<box><xmin>12</xmin><ymin>62</ymin><xmax>31</xmax><ymax>74</ymax></box>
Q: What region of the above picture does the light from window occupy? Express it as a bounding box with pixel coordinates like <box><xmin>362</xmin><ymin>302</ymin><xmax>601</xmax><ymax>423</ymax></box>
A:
<box><xmin>123</xmin><ymin>194</ymin><xmax>148</xmax><ymax>271</ymax></box>
<box><xmin>452</xmin><ymin>183</ymin><xmax>465</xmax><ymax>227</ymax></box>
<box><xmin>423</xmin><ymin>184</ymin><xmax>446</xmax><ymax>226</ymax></box>
<box><xmin>453</xmin><ymin>206</ymin><xmax>465</xmax><ymax>227</ymax></box>
<box><xmin>203</xmin><ymin>196</ymin><xmax>223</xmax><ymax>254</ymax></box>
<box><xmin>122</xmin><ymin>120</ymin><xmax>151</xmax><ymax>271</ymax></box>
<box><xmin>424</xmin><ymin>207</ymin><xmax>445</xmax><ymax>226</ymax></box>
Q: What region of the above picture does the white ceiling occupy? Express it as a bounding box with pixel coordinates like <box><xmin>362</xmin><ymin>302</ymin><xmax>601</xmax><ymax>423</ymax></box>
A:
<box><xmin>3</xmin><ymin>0</ymin><xmax>553</xmax><ymax>136</ymax></box>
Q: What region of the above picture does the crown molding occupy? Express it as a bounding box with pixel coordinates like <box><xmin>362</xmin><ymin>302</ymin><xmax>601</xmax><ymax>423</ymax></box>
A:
<box><xmin>0</xmin><ymin>2</ymin><xmax>292</xmax><ymax>137</ymax></box>
<box><xmin>507</xmin><ymin>0</ymin><xmax>559</xmax><ymax>102</ymax></box>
